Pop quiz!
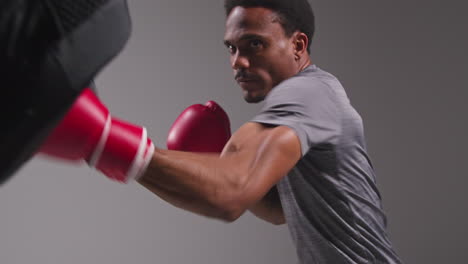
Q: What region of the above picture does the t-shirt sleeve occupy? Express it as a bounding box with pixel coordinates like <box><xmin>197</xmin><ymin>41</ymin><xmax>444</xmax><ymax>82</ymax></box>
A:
<box><xmin>251</xmin><ymin>77</ymin><xmax>341</xmax><ymax>156</ymax></box>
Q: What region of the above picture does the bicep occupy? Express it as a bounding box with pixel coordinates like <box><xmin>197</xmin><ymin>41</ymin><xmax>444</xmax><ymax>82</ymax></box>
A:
<box><xmin>223</xmin><ymin>123</ymin><xmax>301</xmax><ymax>207</ymax></box>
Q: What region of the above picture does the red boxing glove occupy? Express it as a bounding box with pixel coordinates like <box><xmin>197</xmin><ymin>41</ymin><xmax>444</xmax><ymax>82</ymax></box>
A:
<box><xmin>167</xmin><ymin>101</ymin><xmax>231</xmax><ymax>153</ymax></box>
<box><xmin>40</xmin><ymin>88</ymin><xmax>154</xmax><ymax>183</ymax></box>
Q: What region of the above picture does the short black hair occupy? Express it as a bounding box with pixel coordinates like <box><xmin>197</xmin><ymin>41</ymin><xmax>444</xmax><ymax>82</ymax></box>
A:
<box><xmin>224</xmin><ymin>0</ymin><xmax>315</xmax><ymax>53</ymax></box>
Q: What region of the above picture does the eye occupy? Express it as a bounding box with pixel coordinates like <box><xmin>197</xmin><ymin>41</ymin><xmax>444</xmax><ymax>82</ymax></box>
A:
<box><xmin>250</xmin><ymin>39</ymin><xmax>263</xmax><ymax>49</ymax></box>
<box><xmin>226</xmin><ymin>44</ymin><xmax>236</xmax><ymax>54</ymax></box>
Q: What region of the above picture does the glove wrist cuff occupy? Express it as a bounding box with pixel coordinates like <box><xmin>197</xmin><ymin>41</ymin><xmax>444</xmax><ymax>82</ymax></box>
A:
<box><xmin>88</xmin><ymin>114</ymin><xmax>112</xmax><ymax>167</ymax></box>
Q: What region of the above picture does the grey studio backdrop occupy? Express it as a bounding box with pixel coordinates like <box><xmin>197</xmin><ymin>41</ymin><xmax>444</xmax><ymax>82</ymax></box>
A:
<box><xmin>1</xmin><ymin>1</ymin><xmax>467</xmax><ymax>263</ymax></box>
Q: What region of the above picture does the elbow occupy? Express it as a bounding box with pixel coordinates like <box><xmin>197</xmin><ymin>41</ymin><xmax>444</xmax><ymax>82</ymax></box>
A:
<box><xmin>220</xmin><ymin>209</ymin><xmax>243</xmax><ymax>223</ymax></box>
<box><xmin>217</xmin><ymin>201</ymin><xmax>246</xmax><ymax>223</ymax></box>
<box><xmin>211</xmin><ymin>173</ymin><xmax>250</xmax><ymax>222</ymax></box>
<box><xmin>212</xmin><ymin>190</ymin><xmax>249</xmax><ymax>223</ymax></box>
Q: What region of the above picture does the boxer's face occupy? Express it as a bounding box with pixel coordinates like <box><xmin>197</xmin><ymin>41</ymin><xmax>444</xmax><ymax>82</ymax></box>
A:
<box><xmin>224</xmin><ymin>7</ymin><xmax>299</xmax><ymax>103</ymax></box>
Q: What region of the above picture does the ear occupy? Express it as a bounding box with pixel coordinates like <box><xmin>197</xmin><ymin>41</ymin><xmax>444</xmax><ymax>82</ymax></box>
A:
<box><xmin>292</xmin><ymin>32</ymin><xmax>309</xmax><ymax>60</ymax></box>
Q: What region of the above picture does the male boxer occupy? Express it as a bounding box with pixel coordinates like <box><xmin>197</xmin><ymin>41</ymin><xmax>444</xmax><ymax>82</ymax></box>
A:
<box><xmin>29</xmin><ymin>0</ymin><xmax>403</xmax><ymax>262</ymax></box>
<box><xmin>138</xmin><ymin>1</ymin><xmax>403</xmax><ymax>263</ymax></box>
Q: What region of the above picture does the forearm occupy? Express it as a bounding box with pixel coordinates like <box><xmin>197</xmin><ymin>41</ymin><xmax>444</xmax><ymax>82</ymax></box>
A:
<box><xmin>137</xmin><ymin>148</ymin><xmax>250</xmax><ymax>221</ymax></box>
<box><xmin>249</xmin><ymin>186</ymin><xmax>286</xmax><ymax>225</ymax></box>
<box><xmin>137</xmin><ymin>124</ymin><xmax>301</xmax><ymax>223</ymax></box>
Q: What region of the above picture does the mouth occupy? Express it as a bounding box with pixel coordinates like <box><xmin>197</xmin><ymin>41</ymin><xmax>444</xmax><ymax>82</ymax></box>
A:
<box><xmin>235</xmin><ymin>71</ymin><xmax>259</xmax><ymax>83</ymax></box>
<box><xmin>236</xmin><ymin>75</ymin><xmax>261</xmax><ymax>83</ymax></box>
<box><xmin>237</xmin><ymin>78</ymin><xmax>256</xmax><ymax>83</ymax></box>
<box><xmin>235</xmin><ymin>73</ymin><xmax>262</xmax><ymax>90</ymax></box>
<box><xmin>237</xmin><ymin>79</ymin><xmax>262</xmax><ymax>92</ymax></box>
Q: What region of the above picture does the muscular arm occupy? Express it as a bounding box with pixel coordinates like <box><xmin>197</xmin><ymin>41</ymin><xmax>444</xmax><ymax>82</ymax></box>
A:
<box><xmin>248</xmin><ymin>186</ymin><xmax>285</xmax><ymax>225</ymax></box>
<box><xmin>137</xmin><ymin>122</ymin><xmax>301</xmax><ymax>222</ymax></box>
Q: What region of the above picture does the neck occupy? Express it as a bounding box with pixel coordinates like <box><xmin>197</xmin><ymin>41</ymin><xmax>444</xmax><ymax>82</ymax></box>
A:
<box><xmin>297</xmin><ymin>56</ymin><xmax>312</xmax><ymax>72</ymax></box>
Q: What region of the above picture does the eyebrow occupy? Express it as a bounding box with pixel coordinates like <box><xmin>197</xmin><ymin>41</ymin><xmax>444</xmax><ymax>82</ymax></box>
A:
<box><xmin>224</xmin><ymin>33</ymin><xmax>265</xmax><ymax>47</ymax></box>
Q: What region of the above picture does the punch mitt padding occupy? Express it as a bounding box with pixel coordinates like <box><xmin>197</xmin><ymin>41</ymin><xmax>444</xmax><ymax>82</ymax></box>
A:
<box><xmin>0</xmin><ymin>0</ymin><xmax>132</xmax><ymax>185</ymax></box>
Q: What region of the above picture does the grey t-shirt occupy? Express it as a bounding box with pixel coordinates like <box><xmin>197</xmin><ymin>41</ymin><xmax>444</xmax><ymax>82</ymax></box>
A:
<box><xmin>251</xmin><ymin>65</ymin><xmax>402</xmax><ymax>264</ymax></box>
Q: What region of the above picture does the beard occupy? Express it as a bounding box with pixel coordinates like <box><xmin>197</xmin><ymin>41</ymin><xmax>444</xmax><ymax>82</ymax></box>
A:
<box><xmin>244</xmin><ymin>94</ymin><xmax>265</xmax><ymax>103</ymax></box>
<box><xmin>242</xmin><ymin>88</ymin><xmax>267</xmax><ymax>103</ymax></box>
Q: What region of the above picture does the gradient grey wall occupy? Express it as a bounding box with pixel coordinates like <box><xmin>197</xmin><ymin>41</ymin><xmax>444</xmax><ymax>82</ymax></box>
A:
<box><xmin>1</xmin><ymin>1</ymin><xmax>467</xmax><ymax>263</ymax></box>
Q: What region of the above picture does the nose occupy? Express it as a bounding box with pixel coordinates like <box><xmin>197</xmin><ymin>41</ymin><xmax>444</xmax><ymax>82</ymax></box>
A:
<box><xmin>231</xmin><ymin>52</ymin><xmax>250</xmax><ymax>70</ymax></box>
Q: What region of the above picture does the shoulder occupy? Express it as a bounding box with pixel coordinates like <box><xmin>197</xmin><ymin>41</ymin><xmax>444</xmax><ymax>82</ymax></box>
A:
<box><xmin>267</xmin><ymin>65</ymin><xmax>341</xmax><ymax>103</ymax></box>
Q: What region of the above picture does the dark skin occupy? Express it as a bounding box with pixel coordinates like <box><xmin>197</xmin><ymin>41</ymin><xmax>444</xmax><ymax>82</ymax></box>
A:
<box><xmin>224</xmin><ymin>7</ymin><xmax>311</xmax><ymax>103</ymax></box>
<box><xmin>138</xmin><ymin>6</ymin><xmax>312</xmax><ymax>224</ymax></box>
